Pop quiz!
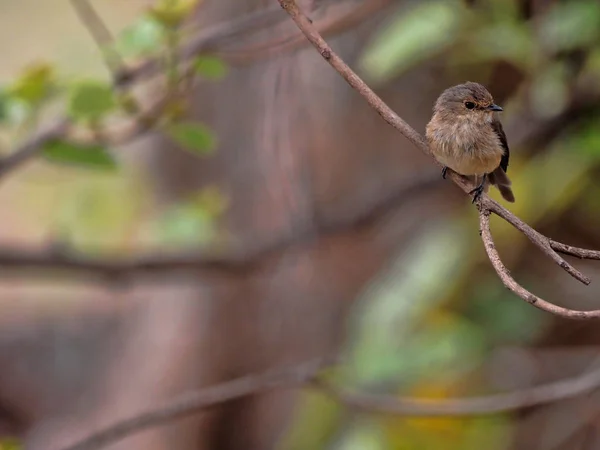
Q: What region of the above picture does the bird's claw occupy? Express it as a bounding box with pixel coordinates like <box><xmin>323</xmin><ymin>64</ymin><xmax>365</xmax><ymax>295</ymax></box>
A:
<box><xmin>441</xmin><ymin>167</ymin><xmax>448</xmax><ymax>179</ymax></box>
<box><xmin>469</xmin><ymin>185</ymin><xmax>484</xmax><ymax>203</ymax></box>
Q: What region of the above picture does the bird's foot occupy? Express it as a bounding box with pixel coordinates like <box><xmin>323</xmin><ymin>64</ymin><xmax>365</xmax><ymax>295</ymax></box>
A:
<box><xmin>441</xmin><ymin>166</ymin><xmax>448</xmax><ymax>179</ymax></box>
<box><xmin>469</xmin><ymin>181</ymin><xmax>487</xmax><ymax>204</ymax></box>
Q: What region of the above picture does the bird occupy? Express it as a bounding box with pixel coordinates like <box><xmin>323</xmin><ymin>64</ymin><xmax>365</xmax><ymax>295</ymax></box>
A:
<box><xmin>425</xmin><ymin>81</ymin><xmax>515</xmax><ymax>203</ymax></box>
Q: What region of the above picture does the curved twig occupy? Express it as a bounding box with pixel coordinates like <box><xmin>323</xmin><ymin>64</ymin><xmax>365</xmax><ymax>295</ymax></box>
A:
<box><xmin>479</xmin><ymin>210</ymin><xmax>600</xmax><ymax>319</ymax></box>
<box><xmin>277</xmin><ymin>0</ymin><xmax>600</xmax><ymax>320</ymax></box>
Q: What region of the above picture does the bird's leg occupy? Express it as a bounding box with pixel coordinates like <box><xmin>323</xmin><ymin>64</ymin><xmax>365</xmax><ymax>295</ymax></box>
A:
<box><xmin>441</xmin><ymin>166</ymin><xmax>448</xmax><ymax>179</ymax></box>
<box><xmin>469</xmin><ymin>174</ymin><xmax>487</xmax><ymax>203</ymax></box>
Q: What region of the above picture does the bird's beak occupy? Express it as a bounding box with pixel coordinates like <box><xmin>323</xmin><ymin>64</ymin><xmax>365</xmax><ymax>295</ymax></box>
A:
<box><xmin>488</xmin><ymin>104</ymin><xmax>503</xmax><ymax>112</ymax></box>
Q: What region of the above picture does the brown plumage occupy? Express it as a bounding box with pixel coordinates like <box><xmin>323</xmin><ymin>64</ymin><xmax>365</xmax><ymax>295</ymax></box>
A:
<box><xmin>425</xmin><ymin>81</ymin><xmax>515</xmax><ymax>203</ymax></box>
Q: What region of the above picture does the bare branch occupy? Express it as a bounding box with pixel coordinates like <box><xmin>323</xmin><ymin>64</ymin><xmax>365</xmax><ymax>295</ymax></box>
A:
<box><xmin>277</xmin><ymin>0</ymin><xmax>600</xmax><ymax>319</ymax></box>
<box><xmin>0</xmin><ymin>171</ymin><xmax>439</xmax><ymax>283</ymax></box>
<box><xmin>58</xmin><ymin>358</ymin><xmax>330</xmax><ymax>450</ymax></box>
<box><xmin>219</xmin><ymin>0</ymin><xmax>392</xmax><ymax>64</ymax></box>
<box><xmin>0</xmin><ymin>119</ymin><xmax>69</xmax><ymax>179</ymax></box>
<box><xmin>316</xmin><ymin>359</ymin><xmax>600</xmax><ymax>416</ymax></box>
<box><xmin>550</xmin><ymin>240</ymin><xmax>600</xmax><ymax>260</ymax></box>
<box><xmin>479</xmin><ymin>210</ymin><xmax>600</xmax><ymax>319</ymax></box>
<box><xmin>115</xmin><ymin>4</ymin><xmax>289</xmax><ymax>87</ymax></box>
<box><xmin>57</xmin><ymin>357</ymin><xmax>600</xmax><ymax>450</ymax></box>
<box><xmin>483</xmin><ymin>198</ymin><xmax>592</xmax><ymax>285</ymax></box>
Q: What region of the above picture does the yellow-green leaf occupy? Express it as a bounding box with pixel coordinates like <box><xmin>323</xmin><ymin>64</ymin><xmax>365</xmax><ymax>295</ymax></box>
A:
<box><xmin>8</xmin><ymin>62</ymin><xmax>55</xmax><ymax>105</ymax></box>
<box><xmin>115</xmin><ymin>16</ymin><xmax>165</xmax><ymax>58</ymax></box>
<box><xmin>149</xmin><ymin>0</ymin><xmax>200</xmax><ymax>28</ymax></box>
<box><xmin>193</xmin><ymin>55</ymin><xmax>228</xmax><ymax>80</ymax></box>
<box><xmin>68</xmin><ymin>81</ymin><xmax>116</xmax><ymax>122</ymax></box>
<box><xmin>166</xmin><ymin>122</ymin><xmax>216</xmax><ymax>155</ymax></box>
<box><xmin>0</xmin><ymin>88</ymin><xmax>9</xmax><ymax>122</ymax></box>
<box><xmin>43</xmin><ymin>140</ymin><xmax>118</xmax><ymax>171</ymax></box>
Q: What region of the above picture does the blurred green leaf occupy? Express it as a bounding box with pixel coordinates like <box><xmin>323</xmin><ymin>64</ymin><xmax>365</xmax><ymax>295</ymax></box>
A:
<box><xmin>8</xmin><ymin>62</ymin><xmax>55</xmax><ymax>105</ymax></box>
<box><xmin>0</xmin><ymin>88</ymin><xmax>9</xmax><ymax>122</ymax></box>
<box><xmin>193</xmin><ymin>55</ymin><xmax>228</xmax><ymax>80</ymax></box>
<box><xmin>540</xmin><ymin>0</ymin><xmax>600</xmax><ymax>52</ymax></box>
<box><xmin>0</xmin><ymin>438</ymin><xmax>22</xmax><ymax>450</ymax></box>
<box><xmin>472</xmin><ymin>22</ymin><xmax>534</xmax><ymax>69</ymax></box>
<box><xmin>347</xmin><ymin>221</ymin><xmax>475</xmax><ymax>384</ymax></box>
<box><xmin>566</xmin><ymin>116</ymin><xmax>600</xmax><ymax>158</ymax></box>
<box><xmin>529</xmin><ymin>62</ymin><xmax>569</xmax><ymax>119</ymax></box>
<box><xmin>360</xmin><ymin>1</ymin><xmax>463</xmax><ymax>83</ymax></box>
<box><xmin>43</xmin><ymin>140</ymin><xmax>117</xmax><ymax>171</ymax></box>
<box><xmin>158</xmin><ymin>207</ymin><xmax>213</xmax><ymax>245</ymax></box>
<box><xmin>166</xmin><ymin>121</ymin><xmax>216</xmax><ymax>155</ymax></box>
<box><xmin>467</xmin><ymin>276</ymin><xmax>548</xmax><ymax>344</ymax></box>
<box><xmin>279</xmin><ymin>390</ymin><xmax>341</xmax><ymax>450</ymax></box>
<box><xmin>115</xmin><ymin>16</ymin><xmax>165</xmax><ymax>57</ymax></box>
<box><xmin>68</xmin><ymin>81</ymin><xmax>116</xmax><ymax>122</ymax></box>
<box><xmin>154</xmin><ymin>187</ymin><xmax>226</xmax><ymax>247</ymax></box>
<box><xmin>149</xmin><ymin>0</ymin><xmax>200</xmax><ymax>28</ymax></box>
<box><xmin>582</xmin><ymin>47</ymin><xmax>600</xmax><ymax>80</ymax></box>
<box><xmin>53</xmin><ymin>172</ymin><xmax>146</xmax><ymax>253</ymax></box>
<box><xmin>480</xmin><ymin>0</ymin><xmax>520</xmax><ymax>21</ymax></box>
<box><xmin>336</xmin><ymin>419</ymin><xmax>387</xmax><ymax>450</ymax></box>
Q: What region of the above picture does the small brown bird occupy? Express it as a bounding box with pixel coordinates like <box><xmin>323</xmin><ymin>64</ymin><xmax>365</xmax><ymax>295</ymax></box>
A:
<box><xmin>426</xmin><ymin>81</ymin><xmax>515</xmax><ymax>203</ymax></box>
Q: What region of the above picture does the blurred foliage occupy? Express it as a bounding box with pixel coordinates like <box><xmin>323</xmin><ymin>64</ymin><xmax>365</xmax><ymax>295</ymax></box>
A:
<box><xmin>42</xmin><ymin>140</ymin><xmax>117</xmax><ymax>171</ymax></box>
<box><xmin>149</xmin><ymin>0</ymin><xmax>201</xmax><ymax>28</ymax></box>
<box><xmin>193</xmin><ymin>55</ymin><xmax>229</xmax><ymax>80</ymax></box>
<box><xmin>166</xmin><ymin>121</ymin><xmax>217</xmax><ymax>155</ymax></box>
<box><xmin>114</xmin><ymin>16</ymin><xmax>166</xmax><ymax>59</ymax></box>
<box><xmin>151</xmin><ymin>186</ymin><xmax>228</xmax><ymax>248</ymax></box>
<box><xmin>0</xmin><ymin>0</ymin><xmax>230</xmax><ymax>255</ymax></box>
<box><xmin>361</xmin><ymin>0</ymin><xmax>600</xmax><ymax>89</ymax></box>
<box><xmin>67</xmin><ymin>81</ymin><xmax>116</xmax><ymax>123</ymax></box>
<box><xmin>0</xmin><ymin>439</ymin><xmax>21</xmax><ymax>450</ymax></box>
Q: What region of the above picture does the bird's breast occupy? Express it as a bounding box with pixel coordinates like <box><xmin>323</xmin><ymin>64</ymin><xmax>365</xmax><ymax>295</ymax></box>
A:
<box><xmin>427</xmin><ymin>118</ymin><xmax>503</xmax><ymax>176</ymax></box>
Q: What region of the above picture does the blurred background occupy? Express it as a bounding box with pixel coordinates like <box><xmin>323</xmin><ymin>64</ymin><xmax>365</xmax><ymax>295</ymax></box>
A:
<box><xmin>1</xmin><ymin>0</ymin><xmax>600</xmax><ymax>449</ymax></box>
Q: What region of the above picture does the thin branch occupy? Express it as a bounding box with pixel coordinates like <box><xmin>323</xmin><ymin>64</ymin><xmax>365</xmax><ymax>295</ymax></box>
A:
<box><xmin>277</xmin><ymin>0</ymin><xmax>600</xmax><ymax>319</ymax></box>
<box><xmin>0</xmin><ymin>119</ymin><xmax>69</xmax><ymax>179</ymax></box>
<box><xmin>70</xmin><ymin>0</ymin><xmax>124</xmax><ymax>74</ymax></box>
<box><xmin>57</xmin><ymin>357</ymin><xmax>600</xmax><ymax>450</ymax></box>
<box><xmin>479</xmin><ymin>211</ymin><xmax>600</xmax><ymax>319</ymax></box>
<box><xmin>0</xmin><ymin>171</ymin><xmax>440</xmax><ymax>283</ymax></box>
<box><xmin>58</xmin><ymin>358</ymin><xmax>330</xmax><ymax>450</ymax></box>
<box><xmin>483</xmin><ymin>197</ymin><xmax>591</xmax><ymax>285</ymax></box>
<box><xmin>218</xmin><ymin>0</ymin><xmax>392</xmax><ymax>64</ymax></box>
<box><xmin>317</xmin><ymin>359</ymin><xmax>600</xmax><ymax>416</ymax></box>
<box><xmin>550</xmin><ymin>240</ymin><xmax>600</xmax><ymax>260</ymax></box>
<box><xmin>114</xmin><ymin>4</ymin><xmax>289</xmax><ymax>87</ymax></box>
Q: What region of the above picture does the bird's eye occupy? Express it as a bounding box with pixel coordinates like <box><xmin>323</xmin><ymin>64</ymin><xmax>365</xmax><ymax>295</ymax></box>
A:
<box><xmin>464</xmin><ymin>101</ymin><xmax>476</xmax><ymax>110</ymax></box>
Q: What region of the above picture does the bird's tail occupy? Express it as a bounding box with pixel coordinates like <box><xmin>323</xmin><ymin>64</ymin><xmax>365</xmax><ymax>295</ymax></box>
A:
<box><xmin>488</xmin><ymin>168</ymin><xmax>515</xmax><ymax>203</ymax></box>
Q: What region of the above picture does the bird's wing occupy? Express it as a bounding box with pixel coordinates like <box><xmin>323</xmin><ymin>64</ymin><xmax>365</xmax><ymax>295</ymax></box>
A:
<box><xmin>492</xmin><ymin>119</ymin><xmax>509</xmax><ymax>173</ymax></box>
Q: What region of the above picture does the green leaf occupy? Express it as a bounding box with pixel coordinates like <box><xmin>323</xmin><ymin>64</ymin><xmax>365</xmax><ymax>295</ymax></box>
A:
<box><xmin>115</xmin><ymin>16</ymin><xmax>165</xmax><ymax>58</ymax></box>
<box><xmin>193</xmin><ymin>55</ymin><xmax>228</xmax><ymax>80</ymax></box>
<box><xmin>0</xmin><ymin>88</ymin><xmax>9</xmax><ymax>122</ymax></box>
<box><xmin>149</xmin><ymin>0</ymin><xmax>200</xmax><ymax>28</ymax></box>
<box><xmin>359</xmin><ymin>1</ymin><xmax>463</xmax><ymax>83</ymax></box>
<box><xmin>68</xmin><ymin>81</ymin><xmax>116</xmax><ymax>122</ymax></box>
<box><xmin>154</xmin><ymin>188</ymin><xmax>226</xmax><ymax>247</ymax></box>
<box><xmin>166</xmin><ymin>122</ymin><xmax>216</xmax><ymax>155</ymax></box>
<box><xmin>540</xmin><ymin>0</ymin><xmax>600</xmax><ymax>52</ymax></box>
<box><xmin>8</xmin><ymin>62</ymin><xmax>55</xmax><ymax>105</ymax></box>
<box><xmin>42</xmin><ymin>140</ymin><xmax>118</xmax><ymax>170</ymax></box>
